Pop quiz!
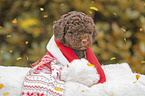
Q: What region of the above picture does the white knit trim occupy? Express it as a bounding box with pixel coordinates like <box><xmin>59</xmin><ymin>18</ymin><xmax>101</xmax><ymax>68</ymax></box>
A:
<box><xmin>46</xmin><ymin>35</ymin><xmax>69</xmax><ymax>66</ymax></box>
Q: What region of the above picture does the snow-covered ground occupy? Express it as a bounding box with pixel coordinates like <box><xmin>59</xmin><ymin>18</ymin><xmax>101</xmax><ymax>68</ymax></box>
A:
<box><xmin>0</xmin><ymin>66</ymin><xmax>30</xmax><ymax>96</ymax></box>
<box><xmin>0</xmin><ymin>63</ymin><xmax>145</xmax><ymax>96</ymax></box>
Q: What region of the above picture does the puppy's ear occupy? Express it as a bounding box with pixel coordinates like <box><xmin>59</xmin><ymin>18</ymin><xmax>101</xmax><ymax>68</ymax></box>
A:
<box><xmin>53</xmin><ymin>19</ymin><xmax>64</xmax><ymax>42</ymax></box>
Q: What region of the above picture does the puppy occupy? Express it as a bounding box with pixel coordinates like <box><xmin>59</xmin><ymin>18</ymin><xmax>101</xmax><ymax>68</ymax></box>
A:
<box><xmin>21</xmin><ymin>11</ymin><xmax>106</xmax><ymax>96</ymax></box>
<box><xmin>53</xmin><ymin>11</ymin><xmax>97</xmax><ymax>58</ymax></box>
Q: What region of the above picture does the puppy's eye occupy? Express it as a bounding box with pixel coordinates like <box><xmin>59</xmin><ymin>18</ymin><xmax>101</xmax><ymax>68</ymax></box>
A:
<box><xmin>88</xmin><ymin>32</ymin><xmax>92</xmax><ymax>34</ymax></box>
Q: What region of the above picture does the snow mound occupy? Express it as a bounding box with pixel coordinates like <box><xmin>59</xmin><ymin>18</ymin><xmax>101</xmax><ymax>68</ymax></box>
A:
<box><xmin>64</xmin><ymin>63</ymin><xmax>145</xmax><ymax>96</ymax></box>
<box><xmin>61</xmin><ymin>59</ymin><xmax>100</xmax><ymax>86</ymax></box>
<box><xmin>0</xmin><ymin>66</ymin><xmax>30</xmax><ymax>96</ymax></box>
<box><xmin>0</xmin><ymin>63</ymin><xmax>145</xmax><ymax>96</ymax></box>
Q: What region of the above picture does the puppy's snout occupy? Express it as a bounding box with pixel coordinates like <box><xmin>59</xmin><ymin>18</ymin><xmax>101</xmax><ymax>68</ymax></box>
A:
<box><xmin>81</xmin><ymin>39</ymin><xmax>88</xmax><ymax>45</ymax></box>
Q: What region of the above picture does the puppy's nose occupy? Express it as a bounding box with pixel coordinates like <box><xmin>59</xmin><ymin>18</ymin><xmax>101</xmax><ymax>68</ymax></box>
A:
<box><xmin>81</xmin><ymin>39</ymin><xmax>87</xmax><ymax>44</ymax></box>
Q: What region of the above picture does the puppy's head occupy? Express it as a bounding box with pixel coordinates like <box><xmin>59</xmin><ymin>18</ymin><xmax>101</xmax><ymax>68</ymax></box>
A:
<box><xmin>53</xmin><ymin>11</ymin><xmax>97</xmax><ymax>50</ymax></box>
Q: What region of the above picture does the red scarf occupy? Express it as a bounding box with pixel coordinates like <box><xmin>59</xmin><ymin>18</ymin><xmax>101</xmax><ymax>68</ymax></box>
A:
<box><xmin>54</xmin><ymin>39</ymin><xmax>106</xmax><ymax>84</ymax></box>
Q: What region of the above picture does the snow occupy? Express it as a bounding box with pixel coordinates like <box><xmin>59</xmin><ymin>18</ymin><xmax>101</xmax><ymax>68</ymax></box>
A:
<box><xmin>63</xmin><ymin>63</ymin><xmax>145</xmax><ymax>96</ymax></box>
<box><xmin>0</xmin><ymin>66</ymin><xmax>30</xmax><ymax>96</ymax></box>
<box><xmin>0</xmin><ymin>63</ymin><xmax>145</xmax><ymax>96</ymax></box>
<box><xmin>61</xmin><ymin>59</ymin><xmax>100</xmax><ymax>86</ymax></box>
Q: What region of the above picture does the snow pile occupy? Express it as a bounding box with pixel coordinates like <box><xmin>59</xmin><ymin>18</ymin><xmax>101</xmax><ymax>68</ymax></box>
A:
<box><xmin>0</xmin><ymin>66</ymin><xmax>30</xmax><ymax>96</ymax></box>
<box><xmin>0</xmin><ymin>63</ymin><xmax>145</xmax><ymax>96</ymax></box>
<box><xmin>64</xmin><ymin>63</ymin><xmax>145</xmax><ymax>96</ymax></box>
<box><xmin>61</xmin><ymin>59</ymin><xmax>100</xmax><ymax>86</ymax></box>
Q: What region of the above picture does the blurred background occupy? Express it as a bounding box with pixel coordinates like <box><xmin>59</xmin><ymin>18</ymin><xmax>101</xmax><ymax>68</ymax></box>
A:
<box><xmin>0</xmin><ymin>0</ymin><xmax>145</xmax><ymax>74</ymax></box>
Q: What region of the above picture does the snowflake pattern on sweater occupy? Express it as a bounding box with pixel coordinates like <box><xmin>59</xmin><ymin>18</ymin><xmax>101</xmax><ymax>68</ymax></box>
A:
<box><xmin>21</xmin><ymin>52</ymin><xmax>65</xmax><ymax>96</ymax></box>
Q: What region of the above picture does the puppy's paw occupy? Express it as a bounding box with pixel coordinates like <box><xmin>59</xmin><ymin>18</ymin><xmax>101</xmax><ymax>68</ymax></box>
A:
<box><xmin>61</xmin><ymin>59</ymin><xmax>100</xmax><ymax>86</ymax></box>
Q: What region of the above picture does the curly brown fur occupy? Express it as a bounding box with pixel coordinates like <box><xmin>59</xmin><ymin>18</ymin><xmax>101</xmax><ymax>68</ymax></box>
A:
<box><xmin>53</xmin><ymin>11</ymin><xmax>97</xmax><ymax>58</ymax></box>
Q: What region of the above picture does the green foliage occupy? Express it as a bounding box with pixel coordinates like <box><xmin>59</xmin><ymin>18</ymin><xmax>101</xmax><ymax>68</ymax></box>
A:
<box><xmin>0</xmin><ymin>0</ymin><xmax>145</xmax><ymax>74</ymax></box>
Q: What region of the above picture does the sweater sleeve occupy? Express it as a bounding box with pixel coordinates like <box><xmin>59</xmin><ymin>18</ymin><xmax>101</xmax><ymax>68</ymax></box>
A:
<box><xmin>21</xmin><ymin>53</ymin><xmax>65</xmax><ymax>96</ymax></box>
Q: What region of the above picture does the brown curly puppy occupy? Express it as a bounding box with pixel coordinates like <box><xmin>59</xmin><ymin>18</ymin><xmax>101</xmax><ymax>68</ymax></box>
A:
<box><xmin>53</xmin><ymin>11</ymin><xmax>97</xmax><ymax>58</ymax></box>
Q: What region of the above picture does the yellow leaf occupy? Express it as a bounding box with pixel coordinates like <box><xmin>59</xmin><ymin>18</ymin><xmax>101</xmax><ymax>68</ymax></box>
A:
<box><xmin>121</xmin><ymin>28</ymin><xmax>126</xmax><ymax>32</ymax></box>
<box><xmin>112</xmin><ymin>93</ymin><xmax>115</xmax><ymax>95</ymax></box>
<box><xmin>133</xmin><ymin>81</ymin><xmax>137</xmax><ymax>83</ymax></box>
<box><xmin>7</xmin><ymin>35</ymin><xmax>11</xmax><ymax>38</ymax></box>
<box><xmin>10</xmin><ymin>50</ymin><xmax>13</xmax><ymax>53</ymax></box>
<box><xmin>0</xmin><ymin>51</ymin><xmax>3</xmax><ymax>53</ymax></box>
<box><xmin>40</xmin><ymin>8</ymin><xmax>44</xmax><ymax>11</ymax></box>
<box><xmin>43</xmin><ymin>15</ymin><xmax>48</xmax><ymax>18</ymax></box>
<box><xmin>17</xmin><ymin>57</ymin><xmax>22</xmax><ymax>60</ymax></box>
<box><xmin>54</xmin><ymin>87</ymin><xmax>63</xmax><ymax>91</ymax></box>
<box><xmin>89</xmin><ymin>11</ymin><xmax>92</xmax><ymax>14</ymax></box>
<box><xmin>56</xmin><ymin>45</ymin><xmax>60</xmax><ymax>49</ymax></box>
<box><xmin>136</xmin><ymin>75</ymin><xmax>140</xmax><ymax>80</ymax></box>
<box><xmin>66</xmin><ymin>64</ymin><xmax>69</xmax><ymax>68</ymax></box>
<box><xmin>113</xmin><ymin>13</ymin><xmax>116</xmax><ymax>15</ymax></box>
<box><xmin>140</xmin><ymin>28</ymin><xmax>143</xmax><ymax>31</ymax></box>
<box><xmin>141</xmin><ymin>61</ymin><xmax>145</xmax><ymax>63</ymax></box>
<box><xmin>0</xmin><ymin>26</ymin><xmax>2</xmax><ymax>28</ymax></box>
<box><xmin>87</xmin><ymin>63</ymin><xmax>95</xmax><ymax>68</ymax></box>
<box><xmin>25</xmin><ymin>41</ymin><xmax>29</xmax><ymax>45</ymax></box>
<box><xmin>110</xmin><ymin>57</ymin><xmax>116</xmax><ymax>60</ymax></box>
<box><xmin>25</xmin><ymin>56</ymin><xmax>29</xmax><ymax>60</ymax></box>
<box><xmin>90</xmin><ymin>7</ymin><xmax>98</xmax><ymax>11</ymax></box>
<box><xmin>12</xmin><ymin>18</ymin><xmax>17</xmax><ymax>24</ymax></box>
<box><xmin>82</xmin><ymin>90</ymin><xmax>84</xmax><ymax>92</ymax></box>
<box><xmin>3</xmin><ymin>92</ymin><xmax>9</xmax><ymax>95</ymax></box>
<box><xmin>60</xmin><ymin>3</ymin><xmax>64</xmax><ymax>6</ymax></box>
<box><xmin>124</xmin><ymin>38</ymin><xmax>126</xmax><ymax>41</ymax></box>
<box><xmin>0</xmin><ymin>84</ymin><xmax>4</xmax><ymax>89</ymax></box>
